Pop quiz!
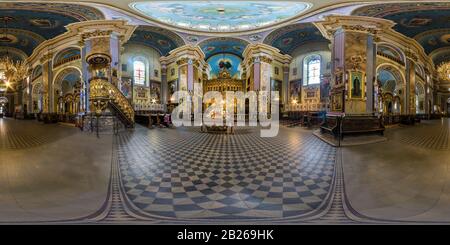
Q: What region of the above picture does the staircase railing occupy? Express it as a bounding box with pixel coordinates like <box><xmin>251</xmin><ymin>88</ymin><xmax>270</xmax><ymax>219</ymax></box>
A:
<box><xmin>90</xmin><ymin>78</ymin><xmax>135</xmax><ymax>127</ymax></box>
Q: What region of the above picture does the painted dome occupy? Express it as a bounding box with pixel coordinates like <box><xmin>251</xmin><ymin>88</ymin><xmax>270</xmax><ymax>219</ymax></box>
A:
<box><xmin>130</xmin><ymin>1</ymin><xmax>312</xmax><ymax>32</ymax></box>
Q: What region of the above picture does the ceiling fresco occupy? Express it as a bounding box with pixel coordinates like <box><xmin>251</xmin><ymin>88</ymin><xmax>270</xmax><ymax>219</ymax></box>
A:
<box><xmin>130</xmin><ymin>1</ymin><xmax>311</xmax><ymax>32</ymax></box>
<box><xmin>128</xmin><ymin>26</ymin><xmax>185</xmax><ymax>56</ymax></box>
<box><xmin>0</xmin><ymin>47</ymin><xmax>27</xmax><ymax>62</ymax></box>
<box><xmin>198</xmin><ymin>37</ymin><xmax>249</xmax><ymax>60</ymax></box>
<box><xmin>207</xmin><ymin>53</ymin><xmax>242</xmax><ymax>79</ymax></box>
<box><xmin>264</xmin><ymin>23</ymin><xmax>328</xmax><ymax>55</ymax></box>
<box><xmin>0</xmin><ymin>2</ymin><xmax>104</xmax><ymax>60</ymax></box>
<box><xmin>431</xmin><ymin>48</ymin><xmax>450</xmax><ymax>67</ymax></box>
<box><xmin>353</xmin><ymin>2</ymin><xmax>450</xmax><ymax>65</ymax></box>
<box><xmin>0</xmin><ymin>2</ymin><xmax>104</xmax><ymax>21</ymax></box>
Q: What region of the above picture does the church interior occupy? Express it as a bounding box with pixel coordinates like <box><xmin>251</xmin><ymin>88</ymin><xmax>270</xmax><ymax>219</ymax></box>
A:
<box><xmin>0</xmin><ymin>0</ymin><xmax>450</xmax><ymax>224</ymax></box>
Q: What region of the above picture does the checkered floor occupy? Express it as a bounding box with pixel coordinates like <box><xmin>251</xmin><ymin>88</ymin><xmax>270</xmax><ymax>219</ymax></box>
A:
<box><xmin>393</xmin><ymin>119</ymin><xmax>450</xmax><ymax>151</ymax></box>
<box><xmin>0</xmin><ymin>118</ymin><xmax>77</xmax><ymax>150</ymax></box>
<box><xmin>117</xmin><ymin>125</ymin><xmax>336</xmax><ymax>219</ymax></box>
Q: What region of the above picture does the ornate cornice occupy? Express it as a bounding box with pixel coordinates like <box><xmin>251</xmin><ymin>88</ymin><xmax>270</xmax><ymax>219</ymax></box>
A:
<box><xmin>341</xmin><ymin>25</ymin><xmax>378</xmax><ymax>35</ymax></box>
<box><xmin>39</xmin><ymin>53</ymin><xmax>53</xmax><ymax>63</ymax></box>
<box><xmin>404</xmin><ymin>50</ymin><xmax>419</xmax><ymax>62</ymax></box>
<box><xmin>160</xmin><ymin>45</ymin><xmax>206</xmax><ymax>68</ymax></box>
<box><xmin>81</xmin><ymin>30</ymin><xmax>113</xmax><ymax>40</ymax></box>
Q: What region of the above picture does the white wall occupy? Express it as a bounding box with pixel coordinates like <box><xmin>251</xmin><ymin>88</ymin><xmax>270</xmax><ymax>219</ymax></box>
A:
<box><xmin>121</xmin><ymin>43</ymin><xmax>162</xmax><ymax>85</ymax></box>
<box><xmin>289</xmin><ymin>42</ymin><xmax>331</xmax><ymax>82</ymax></box>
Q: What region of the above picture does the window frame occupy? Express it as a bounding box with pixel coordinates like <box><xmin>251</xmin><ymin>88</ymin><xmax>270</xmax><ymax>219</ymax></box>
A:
<box><xmin>133</xmin><ymin>59</ymin><xmax>147</xmax><ymax>86</ymax></box>
<box><xmin>303</xmin><ymin>54</ymin><xmax>322</xmax><ymax>86</ymax></box>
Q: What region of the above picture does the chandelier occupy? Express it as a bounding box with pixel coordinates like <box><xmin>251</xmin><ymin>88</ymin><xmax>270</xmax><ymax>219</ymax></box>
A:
<box><xmin>0</xmin><ymin>57</ymin><xmax>28</xmax><ymax>92</ymax></box>
<box><xmin>437</xmin><ymin>62</ymin><xmax>450</xmax><ymax>82</ymax></box>
<box><xmin>0</xmin><ymin>16</ymin><xmax>28</xmax><ymax>92</ymax></box>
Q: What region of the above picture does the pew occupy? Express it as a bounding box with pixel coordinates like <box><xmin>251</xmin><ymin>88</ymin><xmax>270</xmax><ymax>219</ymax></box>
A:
<box><xmin>320</xmin><ymin>115</ymin><xmax>340</xmax><ymax>138</ymax></box>
<box><xmin>341</xmin><ymin>115</ymin><xmax>384</xmax><ymax>139</ymax></box>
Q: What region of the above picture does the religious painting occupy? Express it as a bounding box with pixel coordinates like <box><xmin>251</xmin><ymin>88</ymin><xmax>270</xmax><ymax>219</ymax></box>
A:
<box><xmin>349</xmin><ymin>71</ymin><xmax>364</xmax><ymax>99</ymax></box>
<box><xmin>168</xmin><ymin>80</ymin><xmax>176</xmax><ymax>102</ymax></box>
<box><xmin>289</xmin><ymin>79</ymin><xmax>301</xmax><ymax>102</ymax></box>
<box><xmin>136</xmin><ymin>87</ymin><xmax>147</xmax><ymax>99</ymax></box>
<box><xmin>320</xmin><ymin>75</ymin><xmax>331</xmax><ymax>101</ymax></box>
<box><xmin>120</xmin><ymin>78</ymin><xmax>131</xmax><ymax>99</ymax></box>
<box><xmin>271</xmin><ymin>79</ymin><xmax>282</xmax><ymax>92</ymax></box>
<box><xmin>150</xmin><ymin>81</ymin><xmax>161</xmax><ymax>101</ymax></box>
<box><xmin>332</xmin><ymin>92</ymin><xmax>343</xmax><ymax>112</ymax></box>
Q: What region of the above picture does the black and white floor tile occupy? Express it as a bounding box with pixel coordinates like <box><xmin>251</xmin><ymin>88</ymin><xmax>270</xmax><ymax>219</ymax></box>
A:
<box><xmin>116</xmin><ymin>126</ymin><xmax>336</xmax><ymax>220</ymax></box>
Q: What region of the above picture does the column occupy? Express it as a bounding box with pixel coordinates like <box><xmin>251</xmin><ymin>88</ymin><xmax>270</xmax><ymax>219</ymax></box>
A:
<box><xmin>160</xmin><ymin>45</ymin><xmax>206</xmax><ymax>94</ymax></box>
<box><xmin>243</xmin><ymin>44</ymin><xmax>275</xmax><ymax>92</ymax></box>
<box><xmin>75</xmin><ymin>21</ymin><xmax>136</xmax><ymax>113</ymax></box>
<box><xmin>40</xmin><ymin>53</ymin><xmax>53</xmax><ymax>113</ymax></box>
<box><xmin>405</xmin><ymin>50</ymin><xmax>417</xmax><ymax>115</ymax></box>
<box><xmin>282</xmin><ymin>65</ymin><xmax>290</xmax><ymax>110</ymax></box>
<box><xmin>315</xmin><ymin>15</ymin><xmax>390</xmax><ymax>115</ymax></box>
<box><xmin>161</xmin><ymin>65</ymin><xmax>168</xmax><ymax>105</ymax></box>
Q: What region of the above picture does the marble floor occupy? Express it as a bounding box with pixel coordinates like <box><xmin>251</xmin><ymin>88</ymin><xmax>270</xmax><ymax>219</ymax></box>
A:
<box><xmin>0</xmin><ymin>117</ymin><xmax>449</xmax><ymax>224</ymax></box>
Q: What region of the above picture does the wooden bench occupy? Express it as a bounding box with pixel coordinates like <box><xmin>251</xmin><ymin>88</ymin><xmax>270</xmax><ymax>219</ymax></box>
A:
<box><xmin>341</xmin><ymin>116</ymin><xmax>384</xmax><ymax>139</ymax></box>
<box><xmin>320</xmin><ymin>115</ymin><xmax>340</xmax><ymax>138</ymax></box>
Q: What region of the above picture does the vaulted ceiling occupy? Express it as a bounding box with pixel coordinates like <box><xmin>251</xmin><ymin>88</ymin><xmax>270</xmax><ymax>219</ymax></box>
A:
<box><xmin>198</xmin><ymin>37</ymin><xmax>249</xmax><ymax>60</ymax></box>
<box><xmin>264</xmin><ymin>23</ymin><xmax>328</xmax><ymax>55</ymax></box>
<box><xmin>0</xmin><ymin>2</ymin><xmax>103</xmax><ymax>59</ymax></box>
<box><xmin>128</xmin><ymin>26</ymin><xmax>185</xmax><ymax>56</ymax></box>
<box><xmin>353</xmin><ymin>2</ymin><xmax>450</xmax><ymax>66</ymax></box>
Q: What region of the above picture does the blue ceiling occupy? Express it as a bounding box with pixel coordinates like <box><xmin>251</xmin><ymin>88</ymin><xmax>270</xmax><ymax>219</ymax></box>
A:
<box><xmin>264</xmin><ymin>23</ymin><xmax>328</xmax><ymax>55</ymax></box>
<box><xmin>54</xmin><ymin>48</ymin><xmax>81</xmax><ymax>65</ymax></box>
<box><xmin>199</xmin><ymin>37</ymin><xmax>249</xmax><ymax>60</ymax></box>
<box><xmin>207</xmin><ymin>53</ymin><xmax>242</xmax><ymax>79</ymax></box>
<box><xmin>128</xmin><ymin>26</ymin><xmax>185</xmax><ymax>56</ymax></box>
<box><xmin>130</xmin><ymin>1</ymin><xmax>311</xmax><ymax>32</ymax></box>
<box><xmin>0</xmin><ymin>28</ymin><xmax>45</xmax><ymax>56</ymax></box>
<box><xmin>353</xmin><ymin>2</ymin><xmax>450</xmax><ymax>65</ymax></box>
<box><xmin>0</xmin><ymin>2</ymin><xmax>103</xmax><ymax>59</ymax></box>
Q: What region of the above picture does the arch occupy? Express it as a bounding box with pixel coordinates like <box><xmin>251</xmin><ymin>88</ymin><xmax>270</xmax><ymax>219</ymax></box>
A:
<box><xmin>52</xmin><ymin>67</ymin><xmax>82</xmax><ymax>114</ymax></box>
<box><xmin>376</xmin><ymin>64</ymin><xmax>406</xmax><ymax>115</ymax></box>
<box><xmin>376</xmin><ymin>63</ymin><xmax>406</xmax><ymax>93</ymax></box>
<box><xmin>415</xmin><ymin>80</ymin><xmax>426</xmax><ymax>114</ymax></box>
<box><xmin>32</xmin><ymin>65</ymin><xmax>43</xmax><ymax>80</ymax></box>
<box><xmin>415</xmin><ymin>63</ymin><xmax>426</xmax><ymax>79</ymax></box>
<box><xmin>377</xmin><ymin>43</ymin><xmax>405</xmax><ymax>64</ymax></box>
<box><xmin>127</xmin><ymin>25</ymin><xmax>185</xmax><ymax>56</ymax></box>
<box><xmin>53</xmin><ymin>47</ymin><xmax>81</xmax><ymax>67</ymax></box>
<box><xmin>31</xmin><ymin>82</ymin><xmax>44</xmax><ymax>113</ymax></box>
<box><xmin>198</xmin><ymin>37</ymin><xmax>249</xmax><ymax>60</ymax></box>
<box><xmin>263</xmin><ymin>23</ymin><xmax>328</xmax><ymax>55</ymax></box>
<box><xmin>53</xmin><ymin>67</ymin><xmax>82</xmax><ymax>88</ymax></box>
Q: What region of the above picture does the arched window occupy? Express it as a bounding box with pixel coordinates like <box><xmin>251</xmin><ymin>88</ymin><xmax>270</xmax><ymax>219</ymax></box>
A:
<box><xmin>303</xmin><ymin>54</ymin><xmax>321</xmax><ymax>85</ymax></box>
<box><xmin>133</xmin><ymin>60</ymin><xmax>146</xmax><ymax>85</ymax></box>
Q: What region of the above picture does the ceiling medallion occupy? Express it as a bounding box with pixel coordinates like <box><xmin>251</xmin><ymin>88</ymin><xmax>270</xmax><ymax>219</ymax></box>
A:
<box><xmin>130</xmin><ymin>1</ymin><xmax>312</xmax><ymax>32</ymax></box>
